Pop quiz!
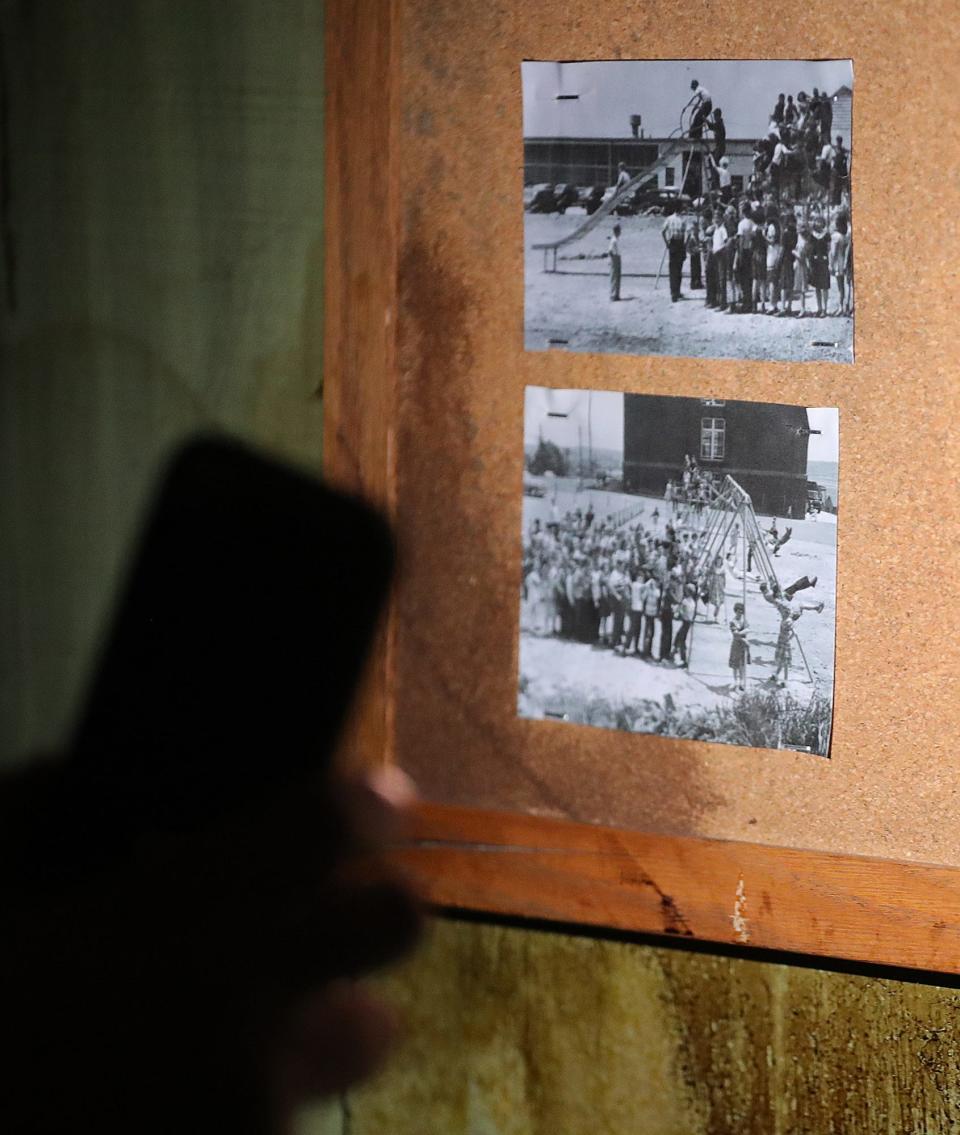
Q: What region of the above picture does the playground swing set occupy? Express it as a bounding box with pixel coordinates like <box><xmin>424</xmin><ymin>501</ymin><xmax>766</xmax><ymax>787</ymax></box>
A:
<box><xmin>678</xmin><ymin>474</ymin><xmax>818</xmax><ymax>690</ymax></box>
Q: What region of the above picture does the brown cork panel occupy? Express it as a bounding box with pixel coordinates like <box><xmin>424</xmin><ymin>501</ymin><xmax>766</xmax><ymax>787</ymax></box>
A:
<box><xmin>390</xmin><ymin>1</ymin><xmax>960</xmax><ymax>866</ymax></box>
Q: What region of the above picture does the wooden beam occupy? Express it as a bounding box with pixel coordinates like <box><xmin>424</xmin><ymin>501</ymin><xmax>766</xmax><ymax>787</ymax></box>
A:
<box><xmin>394</xmin><ymin>803</ymin><xmax>960</xmax><ymax>975</ymax></box>
<box><xmin>324</xmin><ymin>0</ymin><xmax>400</xmax><ymax>771</ymax></box>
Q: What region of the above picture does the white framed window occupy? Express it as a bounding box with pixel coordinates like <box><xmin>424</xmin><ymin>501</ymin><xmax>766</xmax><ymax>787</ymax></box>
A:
<box><xmin>701</xmin><ymin>417</ymin><xmax>726</xmax><ymax>460</ymax></box>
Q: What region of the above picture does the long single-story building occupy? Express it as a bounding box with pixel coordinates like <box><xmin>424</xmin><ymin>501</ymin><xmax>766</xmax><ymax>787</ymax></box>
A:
<box><xmin>524</xmin><ymin>86</ymin><xmax>853</xmax><ymax>196</ymax></box>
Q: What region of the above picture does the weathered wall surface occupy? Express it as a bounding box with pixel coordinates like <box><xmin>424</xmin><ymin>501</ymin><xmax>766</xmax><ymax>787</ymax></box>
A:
<box><xmin>0</xmin><ymin>0</ymin><xmax>326</xmax><ymax>765</ymax></box>
<box><xmin>351</xmin><ymin>916</ymin><xmax>960</xmax><ymax>1135</ymax></box>
<box><xmin>4</xmin><ymin>5</ymin><xmax>960</xmax><ymax>1135</ymax></box>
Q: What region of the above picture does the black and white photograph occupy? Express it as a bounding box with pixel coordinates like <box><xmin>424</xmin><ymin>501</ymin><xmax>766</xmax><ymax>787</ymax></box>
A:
<box><xmin>519</xmin><ymin>387</ymin><xmax>839</xmax><ymax>756</ymax></box>
<box><xmin>523</xmin><ymin>59</ymin><xmax>854</xmax><ymax>364</ymax></box>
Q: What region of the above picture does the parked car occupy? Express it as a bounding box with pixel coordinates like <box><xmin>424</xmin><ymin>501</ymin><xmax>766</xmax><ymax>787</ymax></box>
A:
<box><xmin>525</xmin><ymin>183</ymin><xmax>557</xmax><ymax>213</ymax></box>
<box><xmin>615</xmin><ymin>186</ymin><xmax>692</xmax><ymax>216</ymax></box>
<box><xmin>577</xmin><ymin>185</ymin><xmax>605</xmax><ymax>215</ymax></box>
<box><xmin>553</xmin><ymin>183</ymin><xmax>579</xmax><ymax>213</ymax></box>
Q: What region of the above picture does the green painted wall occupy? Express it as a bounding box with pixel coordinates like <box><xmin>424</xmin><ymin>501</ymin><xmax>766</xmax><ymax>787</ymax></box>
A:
<box><xmin>3</xmin><ymin>5</ymin><xmax>959</xmax><ymax>1134</ymax></box>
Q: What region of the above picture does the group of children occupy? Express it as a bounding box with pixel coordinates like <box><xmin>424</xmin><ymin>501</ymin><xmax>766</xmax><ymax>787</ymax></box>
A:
<box><xmin>751</xmin><ymin>88</ymin><xmax>850</xmax><ymax>207</ymax></box>
<box><xmin>653</xmin><ymin>196</ymin><xmax>853</xmax><ymax>318</ymax></box>
<box><xmin>522</xmin><ymin>468</ymin><xmax>825</xmax><ymax>693</ymax></box>
<box><xmin>680</xmin><ymin>79</ymin><xmax>850</xmax><ymax>210</ymax></box>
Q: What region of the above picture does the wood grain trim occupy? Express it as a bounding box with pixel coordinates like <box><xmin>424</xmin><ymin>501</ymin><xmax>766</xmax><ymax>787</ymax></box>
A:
<box><xmin>392</xmin><ymin>803</ymin><xmax>960</xmax><ymax>973</ymax></box>
<box><xmin>324</xmin><ymin>0</ymin><xmax>400</xmax><ymax>770</ymax></box>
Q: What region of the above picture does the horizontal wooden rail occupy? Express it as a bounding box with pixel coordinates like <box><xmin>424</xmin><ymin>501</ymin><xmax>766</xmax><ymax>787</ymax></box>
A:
<box><xmin>391</xmin><ymin>803</ymin><xmax>960</xmax><ymax>975</ymax></box>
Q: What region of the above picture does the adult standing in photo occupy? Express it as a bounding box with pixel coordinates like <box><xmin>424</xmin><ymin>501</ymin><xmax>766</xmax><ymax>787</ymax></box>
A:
<box><xmin>830</xmin><ymin>214</ymin><xmax>851</xmax><ymax>315</ymax></box>
<box><xmin>688</xmin><ymin>212</ymin><xmax>704</xmax><ymax>290</ymax></box>
<box><xmin>661</xmin><ymin>203</ymin><xmax>687</xmax><ymax>302</ymax></box>
<box><xmin>641</xmin><ymin>570</ymin><xmax>661</xmax><ymax>658</ymax></box>
<box><xmin>687</xmin><ymin>79</ymin><xmax>713</xmax><ymax>139</ymax></box>
<box><xmin>606</xmin><ymin>223</ymin><xmax>623</xmax><ymax>301</ymax></box>
<box><xmin>831</xmin><ymin>137</ymin><xmax>849</xmax><ymax>206</ymax></box>
<box><xmin>818</xmin><ymin>88</ymin><xmax>833</xmax><ymax>144</ymax></box>
<box><xmin>709</xmin><ymin>107</ymin><xmax>726</xmax><ymax>161</ymax></box>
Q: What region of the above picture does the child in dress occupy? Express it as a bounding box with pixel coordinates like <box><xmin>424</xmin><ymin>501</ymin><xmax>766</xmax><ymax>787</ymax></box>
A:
<box><xmin>706</xmin><ymin>553</ymin><xmax>726</xmax><ymax>622</ymax></box>
<box><xmin>763</xmin><ymin>218</ymin><xmax>782</xmax><ymax>314</ymax></box>
<box><xmin>808</xmin><ymin>217</ymin><xmax>831</xmax><ymax>317</ymax></box>
<box><xmin>779</xmin><ymin>212</ymin><xmax>797</xmax><ymax>316</ymax></box>
<box><xmin>794</xmin><ymin>223</ymin><xmax>809</xmax><ymax>316</ymax></box>
<box><xmin>728</xmin><ymin>602</ymin><xmax>750</xmax><ymax>692</ymax></box>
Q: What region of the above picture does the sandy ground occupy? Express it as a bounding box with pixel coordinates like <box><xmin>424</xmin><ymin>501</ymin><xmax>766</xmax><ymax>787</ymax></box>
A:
<box><xmin>519</xmin><ymin>495</ymin><xmax>838</xmax><ymax>747</ymax></box>
<box><xmin>524</xmin><ymin>211</ymin><xmax>854</xmax><ymax>364</ymax></box>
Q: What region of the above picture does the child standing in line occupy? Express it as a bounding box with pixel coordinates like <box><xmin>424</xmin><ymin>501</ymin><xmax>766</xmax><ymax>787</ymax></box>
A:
<box><xmin>779</xmin><ymin>212</ymin><xmax>797</xmax><ymax>317</ymax></box>
<box><xmin>794</xmin><ymin>222</ymin><xmax>809</xmax><ymax>316</ymax></box>
<box><xmin>672</xmin><ymin>583</ymin><xmax>698</xmax><ymax>669</ymax></box>
<box><xmin>626</xmin><ymin>570</ymin><xmax>646</xmax><ymax>656</ymax></box>
<box><xmin>728</xmin><ymin>602</ymin><xmax>750</xmax><ymax>692</ymax></box>
<box><xmin>762</xmin><ymin>217</ymin><xmax>782</xmax><ymax>314</ymax></box>
<box><xmin>688</xmin><ymin>213</ymin><xmax>704</xmax><ymax>291</ymax></box>
<box><xmin>808</xmin><ymin>217</ymin><xmax>831</xmax><ymax>317</ymax></box>
<box><xmin>752</xmin><ymin>210</ymin><xmax>768</xmax><ymax>314</ymax></box>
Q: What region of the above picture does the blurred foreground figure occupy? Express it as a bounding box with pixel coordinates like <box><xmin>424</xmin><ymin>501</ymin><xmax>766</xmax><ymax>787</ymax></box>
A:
<box><xmin>0</xmin><ymin>437</ymin><xmax>421</xmax><ymax>1134</ymax></box>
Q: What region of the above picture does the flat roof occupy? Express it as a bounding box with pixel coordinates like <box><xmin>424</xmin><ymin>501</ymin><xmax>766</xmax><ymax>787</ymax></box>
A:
<box><xmin>525</xmin><ymin>136</ymin><xmax>758</xmax><ymax>146</ymax></box>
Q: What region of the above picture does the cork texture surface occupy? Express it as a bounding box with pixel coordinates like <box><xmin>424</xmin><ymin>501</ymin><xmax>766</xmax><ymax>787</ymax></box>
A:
<box><xmin>393</xmin><ymin>1</ymin><xmax>960</xmax><ymax>862</ymax></box>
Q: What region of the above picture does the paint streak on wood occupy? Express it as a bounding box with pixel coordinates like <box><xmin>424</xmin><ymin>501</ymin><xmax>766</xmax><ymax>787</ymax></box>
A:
<box><xmin>732</xmin><ymin>877</ymin><xmax>750</xmax><ymax>944</ymax></box>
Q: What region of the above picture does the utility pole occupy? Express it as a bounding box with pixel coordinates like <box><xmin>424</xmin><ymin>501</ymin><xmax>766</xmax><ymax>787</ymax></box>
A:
<box><xmin>587</xmin><ymin>389</ymin><xmax>593</xmax><ymax>481</ymax></box>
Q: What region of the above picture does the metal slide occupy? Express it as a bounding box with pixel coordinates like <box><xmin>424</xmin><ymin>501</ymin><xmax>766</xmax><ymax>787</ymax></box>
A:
<box><xmin>531</xmin><ymin>135</ymin><xmax>687</xmax><ymax>257</ymax></box>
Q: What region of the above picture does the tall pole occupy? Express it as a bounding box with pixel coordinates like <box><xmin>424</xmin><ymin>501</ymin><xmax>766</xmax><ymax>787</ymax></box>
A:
<box><xmin>587</xmin><ymin>389</ymin><xmax>593</xmax><ymax>479</ymax></box>
<box><xmin>741</xmin><ymin>504</ymin><xmax>748</xmax><ymax>612</ymax></box>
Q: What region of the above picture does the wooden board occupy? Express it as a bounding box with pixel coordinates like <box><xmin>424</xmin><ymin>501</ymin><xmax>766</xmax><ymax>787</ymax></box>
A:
<box><xmin>325</xmin><ymin>0</ymin><xmax>960</xmax><ymax>971</ymax></box>
<box><xmin>398</xmin><ymin>804</ymin><xmax>960</xmax><ymax>973</ymax></box>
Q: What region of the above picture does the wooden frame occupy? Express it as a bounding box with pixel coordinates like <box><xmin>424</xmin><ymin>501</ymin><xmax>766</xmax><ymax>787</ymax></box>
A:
<box><xmin>324</xmin><ymin>1</ymin><xmax>960</xmax><ymax>974</ymax></box>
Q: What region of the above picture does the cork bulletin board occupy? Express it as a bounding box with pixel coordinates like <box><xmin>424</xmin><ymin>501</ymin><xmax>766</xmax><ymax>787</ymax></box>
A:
<box><xmin>325</xmin><ymin>1</ymin><xmax>960</xmax><ymax>971</ymax></box>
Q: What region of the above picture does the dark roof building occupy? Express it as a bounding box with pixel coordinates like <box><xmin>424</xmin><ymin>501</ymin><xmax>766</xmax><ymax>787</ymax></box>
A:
<box><xmin>623</xmin><ymin>396</ymin><xmax>812</xmax><ymax>518</ymax></box>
